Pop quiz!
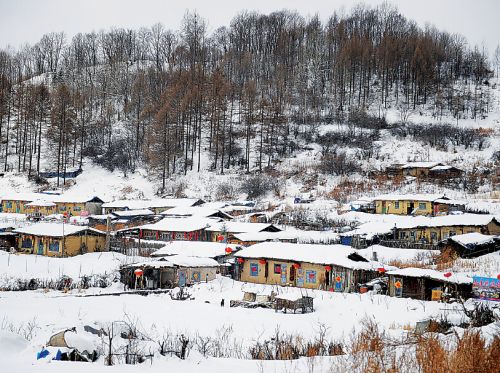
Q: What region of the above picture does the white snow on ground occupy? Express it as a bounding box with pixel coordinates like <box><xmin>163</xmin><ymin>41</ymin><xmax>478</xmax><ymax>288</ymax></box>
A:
<box><xmin>0</xmin><ymin>276</ymin><xmax>467</xmax><ymax>372</ymax></box>
<box><xmin>0</xmin><ymin>252</ymin><xmax>137</xmax><ymax>287</ymax></box>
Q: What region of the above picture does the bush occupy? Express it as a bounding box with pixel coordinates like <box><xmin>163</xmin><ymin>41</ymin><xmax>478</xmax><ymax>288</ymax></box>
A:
<box><xmin>318</xmin><ymin>151</ymin><xmax>361</xmax><ymax>176</ymax></box>
<box><xmin>239</xmin><ymin>174</ymin><xmax>276</xmax><ymax>200</ymax></box>
<box><xmin>348</xmin><ymin>109</ymin><xmax>388</xmax><ymax>129</ymax></box>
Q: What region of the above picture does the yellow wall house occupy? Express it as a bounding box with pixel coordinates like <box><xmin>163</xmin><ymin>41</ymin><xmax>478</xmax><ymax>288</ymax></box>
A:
<box><xmin>395</xmin><ymin>214</ymin><xmax>500</xmax><ymax>244</ymax></box>
<box><xmin>15</xmin><ymin>222</ymin><xmax>107</xmax><ymax>257</ymax></box>
<box><xmin>235</xmin><ymin>242</ymin><xmax>385</xmax><ymax>292</ymax></box>
<box><xmin>374</xmin><ymin>194</ymin><xmax>464</xmax><ymax>216</ymax></box>
<box><xmin>1</xmin><ymin>192</ymin><xmax>47</xmax><ymax>214</ymax></box>
<box><xmin>1</xmin><ymin>193</ymin><xmax>103</xmax><ymax>217</ymax></box>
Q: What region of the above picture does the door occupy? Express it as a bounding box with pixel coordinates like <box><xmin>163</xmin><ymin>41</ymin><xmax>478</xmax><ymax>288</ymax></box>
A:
<box><xmin>38</xmin><ymin>240</ymin><xmax>44</xmax><ymax>255</ymax></box>
<box><xmin>289</xmin><ymin>265</ymin><xmax>296</xmax><ymax>282</ymax></box>
<box><xmin>407</xmin><ymin>202</ymin><xmax>414</xmax><ymax>215</ymax></box>
<box><xmin>179</xmin><ymin>271</ymin><xmax>187</xmax><ymax>287</ymax></box>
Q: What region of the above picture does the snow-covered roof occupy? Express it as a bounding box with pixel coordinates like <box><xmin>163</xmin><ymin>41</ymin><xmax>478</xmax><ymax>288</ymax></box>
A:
<box><xmin>206</xmin><ymin>221</ymin><xmax>279</xmax><ymax>233</ymax></box>
<box><xmin>430</xmin><ymin>165</ymin><xmax>457</xmax><ymax>171</ymax></box>
<box><xmin>373</xmin><ymin>194</ymin><xmax>443</xmax><ymax>202</ymax></box>
<box><xmin>139</xmin><ymin>217</ymin><xmax>216</xmax><ymax>232</ymax></box>
<box><xmin>14</xmin><ymin>223</ymin><xmax>104</xmax><ymax>237</ymax></box>
<box><xmin>357</xmin><ymin>245</ymin><xmax>439</xmax><ymax>263</ymax></box>
<box><xmin>386</xmin><ymin>267</ymin><xmax>472</xmax><ymax>284</ymax></box>
<box><xmin>161</xmin><ymin>206</ymin><xmax>233</xmax><ymax>219</ymax></box>
<box><xmin>232</xmin><ymin>231</ymin><xmax>298</xmax><ymax>242</ymax></box>
<box><xmin>401</xmin><ymin>161</ymin><xmax>443</xmax><ymax>169</ymax></box>
<box><xmin>25</xmin><ymin>200</ymin><xmax>56</xmax><ymax>207</ymax></box>
<box><xmin>235</xmin><ymin>242</ymin><xmax>389</xmax><ymax>270</ymax></box>
<box><xmin>101</xmin><ymin>199</ymin><xmax>151</xmax><ymax>210</ymax></box>
<box><xmin>343</xmin><ymin>214</ymin><xmax>499</xmax><ymax>238</ymax></box>
<box><xmin>449</xmin><ymin>233</ymin><xmax>497</xmax><ymax>247</ymax></box>
<box><xmin>166</xmin><ymin>255</ymin><xmax>219</xmax><ymax>268</ymax></box>
<box><xmin>1</xmin><ymin>192</ymin><xmax>103</xmax><ymax>204</ymax></box>
<box><xmin>111</xmin><ymin>209</ymin><xmax>154</xmax><ymax>217</ymax></box>
<box><xmin>151</xmin><ymin>241</ymin><xmax>240</xmax><ymax>258</ymax></box>
<box><xmin>148</xmin><ymin>198</ymin><xmax>204</xmax><ymax>209</ymax></box>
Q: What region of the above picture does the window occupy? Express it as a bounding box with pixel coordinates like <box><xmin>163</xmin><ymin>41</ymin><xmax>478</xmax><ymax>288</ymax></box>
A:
<box><xmin>274</xmin><ymin>264</ymin><xmax>282</xmax><ymax>274</ymax></box>
<box><xmin>410</xmin><ymin>231</ymin><xmax>415</xmax><ymax>237</ymax></box>
<box><xmin>21</xmin><ymin>238</ymin><xmax>32</xmax><ymax>248</ymax></box>
<box><xmin>250</xmin><ymin>263</ymin><xmax>258</xmax><ymax>277</ymax></box>
<box><xmin>449</xmin><ymin>231</ymin><xmax>456</xmax><ymax>236</ymax></box>
<box><xmin>399</xmin><ymin>232</ymin><xmax>406</xmax><ymax>239</ymax></box>
<box><xmin>59</xmin><ymin>206</ymin><xmax>67</xmax><ymax>211</ymax></box>
<box><xmin>431</xmin><ymin>232</ymin><xmax>437</xmax><ymax>241</ymax></box>
<box><xmin>394</xmin><ymin>201</ymin><xmax>400</xmax><ymax>209</ymax></box>
<box><xmin>74</xmin><ymin>206</ymin><xmax>81</xmax><ymax>211</ymax></box>
<box><xmin>305</xmin><ymin>270</ymin><xmax>317</xmax><ymax>284</ymax></box>
<box><xmin>49</xmin><ymin>241</ymin><xmax>60</xmax><ymax>252</ymax></box>
<box><xmin>419</xmin><ymin>203</ymin><xmax>427</xmax><ymax>210</ymax></box>
<box><xmin>6</xmin><ymin>201</ymin><xmax>12</xmax><ymax>208</ymax></box>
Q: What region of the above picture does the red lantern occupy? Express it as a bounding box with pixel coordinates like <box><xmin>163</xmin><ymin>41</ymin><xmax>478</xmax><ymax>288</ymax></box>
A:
<box><xmin>259</xmin><ymin>259</ymin><xmax>267</xmax><ymax>265</ymax></box>
<box><xmin>134</xmin><ymin>269</ymin><xmax>144</xmax><ymax>277</ymax></box>
<box><xmin>225</xmin><ymin>247</ymin><xmax>233</xmax><ymax>254</ymax></box>
<box><xmin>335</xmin><ymin>276</ymin><xmax>342</xmax><ymax>282</ymax></box>
<box><xmin>237</xmin><ymin>258</ymin><xmax>244</xmax><ymax>264</ymax></box>
<box><xmin>444</xmin><ymin>272</ymin><xmax>452</xmax><ymax>278</ymax></box>
<box><xmin>217</xmin><ymin>235</ymin><xmax>225</xmax><ymax>241</ymax></box>
<box><xmin>497</xmin><ymin>274</ymin><xmax>500</xmax><ymax>280</ymax></box>
<box><xmin>292</xmin><ymin>263</ymin><xmax>300</xmax><ymax>269</ymax></box>
<box><xmin>324</xmin><ymin>265</ymin><xmax>332</xmax><ymax>272</ymax></box>
<box><xmin>377</xmin><ymin>267</ymin><xmax>386</xmax><ymax>273</ymax></box>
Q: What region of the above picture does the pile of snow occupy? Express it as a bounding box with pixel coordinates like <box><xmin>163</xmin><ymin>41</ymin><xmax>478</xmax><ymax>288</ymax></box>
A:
<box><xmin>386</xmin><ymin>267</ymin><xmax>472</xmax><ymax>284</ymax></box>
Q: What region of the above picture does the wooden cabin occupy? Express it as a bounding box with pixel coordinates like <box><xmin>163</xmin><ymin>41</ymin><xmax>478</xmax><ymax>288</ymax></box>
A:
<box><xmin>14</xmin><ymin>223</ymin><xmax>106</xmax><ymax>257</ymax></box>
<box><xmin>401</xmin><ymin>162</ymin><xmax>444</xmax><ymax>178</ymax></box>
<box><xmin>439</xmin><ymin>233</ymin><xmax>499</xmax><ymax>259</ymax></box>
<box><xmin>235</xmin><ymin>242</ymin><xmax>387</xmax><ymax>291</ymax></box>
<box><xmin>230</xmin><ymin>231</ymin><xmax>298</xmax><ymax>246</ymax></box>
<box><xmin>148</xmin><ymin>198</ymin><xmax>205</xmax><ymax>214</ymax></box>
<box><xmin>120</xmin><ymin>255</ymin><xmax>219</xmax><ymax>289</ymax></box>
<box><xmin>387</xmin><ymin>268</ymin><xmax>472</xmax><ymax>301</ymax></box>
<box><xmin>428</xmin><ymin>165</ymin><xmax>463</xmax><ymax>179</ymax></box>
<box><xmin>150</xmin><ymin>241</ymin><xmax>241</xmax><ymax>263</ymax></box>
<box><xmin>373</xmin><ymin>194</ymin><xmax>464</xmax><ymax>216</ymax></box>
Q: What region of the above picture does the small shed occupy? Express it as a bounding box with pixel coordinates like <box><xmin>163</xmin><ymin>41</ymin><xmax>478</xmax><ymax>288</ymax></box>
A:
<box><xmin>387</xmin><ymin>268</ymin><xmax>472</xmax><ymax>301</ymax></box>
<box><xmin>121</xmin><ymin>255</ymin><xmax>219</xmax><ymax>289</ymax></box>
<box><xmin>440</xmin><ymin>233</ymin><xmax>499</xmax><ymax>258</ymax></box>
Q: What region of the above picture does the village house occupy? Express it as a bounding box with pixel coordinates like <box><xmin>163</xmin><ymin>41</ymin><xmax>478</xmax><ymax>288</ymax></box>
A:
<box><xmin>150</xmin><ymin>240</ymin><xmax>241</xmax><ymax>262</ymax></box>
<box><xmin>147</xmin><ymin>198</ymin><xmax>205</xmax><ymax>214</ymax></box>
<box><xmin>88</xmin><ymin>209</ymin><xmax>158</xmax><ymax>232</ymax></box>
<box><xmin>387</xmin><ymin>268</ymin><xmax>472</xmax><ymax>301</ymax></box>
<box><xmin>373</xmin><ymin>194</ymin><xmax>465</xmax><ymax>216</ymax></box>
<box><xmin>101</xmin><ymin>199</ymin><xmax>152</xmax><ymax>214</ymax></box>
<box><xmin>385</xmin><ymin>162</ymin><xmax>463</xmax><ymax>180</ymax></box>
<box><xmin>340</xmin><ymin>214</ymin><xmax>500</xmax><ymax>248</ymax></box>
<box><xmin>101</xmin><ymin>198</ymin><xmax>205</xmax><ymax>215</ymax></box>
<box><xmin>439</xmin><ymin>232</ymin><xmax>499</xmax><ymax>259</ymax></box>
<box><xmin>119</xmin><ymin>217</ymin><xmax>216</xmax><ymax>242</ymax></box>
<box><xmin>53</xmin><ymin>195</ymin><xmax>104</xmax><ymax>216</ymax></box>
<box><xmin>14</xmin><ymin>223</ymin><xmax>107</xmax><ymax>257</ymax></box>
<box><xmin>394</xmin><ymin>214</ymin><xmax>500</xmax><ymax>244</ymax></box>
<box><xmin>234</xmin><ymin>242</ymin><xmax>389</xmax><ymax>291</ymax></box>
<box><xmin>1</xmin><ymin>192</ymin><xmax>104</xmax><ymax>217</ymax></box>
<box><xmin>205</xmin><ymin>221</ymin><xmax>282</xmax><ymax>243</ymax></box>
<box><xmin>1</xmin><ymin>192</ymin><xmax>50</xmax><ymax>214</ymax></box>
<box><xmin>120</xmin><ymin>255</ymin><xmax>219</xmax><ymax>289</ymax></box>
<box><xmin>230</xmin><ymin>231</ymin><xmax>298</xmax><ymax>246</ymax></box>
<box><xmin>161</xmin><ymin>206</ymin><xmax>233</xmax><ymax>220</ymax></box>
<box><xmin>25</xmin><ymin>200</ymin><xmax>58</xmax><ymax>219</ymax></box>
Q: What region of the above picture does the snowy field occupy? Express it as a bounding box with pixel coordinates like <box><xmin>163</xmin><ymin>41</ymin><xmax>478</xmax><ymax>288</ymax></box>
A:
<box><xmin>1</xmin><ymin>251</ymin><xmax>490</xmax><ymax>372</ymax></box>
<box><xmin>0</xmin><ymin>274</ymin><xmax>468</xmax><ymax>372</ymax></box>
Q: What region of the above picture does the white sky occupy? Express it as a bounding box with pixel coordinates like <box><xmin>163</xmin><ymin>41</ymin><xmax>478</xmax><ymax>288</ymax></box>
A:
<box><xmin>0</xmin><ymin>0</ymin><xmax>499</xmax><ymax>56</ymax></box>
